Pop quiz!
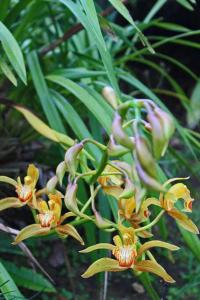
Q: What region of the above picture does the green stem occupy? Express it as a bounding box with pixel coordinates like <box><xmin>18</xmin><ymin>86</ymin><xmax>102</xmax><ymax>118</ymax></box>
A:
<box><xmin>135</xmin><ymin>210</ymin><xmax>165</xmax><ymax>233</ymax></box>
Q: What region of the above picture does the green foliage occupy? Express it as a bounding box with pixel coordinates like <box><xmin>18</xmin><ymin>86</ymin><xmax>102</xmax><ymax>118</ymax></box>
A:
<box><xmin>0</xmin><ymin>1</ymin><xmax>200</xmax><ymax>299</ymax></box>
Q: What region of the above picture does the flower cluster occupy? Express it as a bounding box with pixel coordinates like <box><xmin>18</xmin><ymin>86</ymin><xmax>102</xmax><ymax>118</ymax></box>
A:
<box><xmin>0</xmin><ymin>92</ymin><xmax>198</xmax><ymax>285</ymax></box>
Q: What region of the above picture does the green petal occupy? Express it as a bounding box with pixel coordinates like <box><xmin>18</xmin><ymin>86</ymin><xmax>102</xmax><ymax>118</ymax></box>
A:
<box><xmin>13</xmin><ymin>224</ymin><xmax>50</xmax><ymax>244</ymax></box>
<box><xmin>56</xmin><ymin>224</ymin><xmax>84</xmax><ymax>245</ymax></box>
<box><xmin>0</xmin><ymin>176</ymin><xmax>17</xmax><ymax>186</ymax></box>
<box><xmin>135</xmin><ymin>260</ymin><xmax>175</xmax><ymax>283</ymax></box>
<box><xmin>137</xmin><ymin>240</ymin><xmax>180</xmax><ymax>258</ymax></box>
<box><xmin>80</xmin><ymin>243</ymin><xmax>115</xmax><ymax>253</ymax></box>
<box><xmin>0</xmin><ymin>197</ymin><xmax>24</xmax><ymax>211</ymax></box>
<box><xmin>81</xmin><ymin>258</ymin><xmax>126</xmax><ymax>278</ymax></box>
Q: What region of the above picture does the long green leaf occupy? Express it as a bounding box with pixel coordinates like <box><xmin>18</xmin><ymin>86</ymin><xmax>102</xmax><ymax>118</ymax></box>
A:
<box><xmin>0</xmin><ymin>262</ymin><xmax>25</xmax><ymax>300</ymax></box>
<box><xmin>0</xmin><ymin>21</ymin><xmax>26</xmax><ymax>84</ymax></box>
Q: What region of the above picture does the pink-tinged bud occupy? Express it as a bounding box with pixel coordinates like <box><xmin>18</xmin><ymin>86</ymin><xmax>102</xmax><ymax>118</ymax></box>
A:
<box><xmin>154</xmin><ymin>108</ymin><xmax>175</xmax><ymax>156</ymax></box>
<box><xmin>146</xmin><ymin>104</ymin><xmax>166</xmax><ymax>160</ymax></box>
<box><xmin>119</xmin><ymin>178</ymin><xmax>135</xmax><ymax>199</ymax></box>
<box><xmin>46</xmin><ymin>176</ymin><xmax>58</xmax><ymax>193</ymax></box>
<box><xmin>64</xmin><ymin>182</ymin><xmax>80</xmax><ymax>215</ymax></box>
<box><xmin>112</xmin><ymin>113</ymin><xmax>135</xmax><ymax>150</ymax></box>
<box><xmin>108</xmin><ymin>135</ymin><xmax>129</xmax><ymax>157</ymax></box>
<box><xmin>56</xmin><ymin>161</ymin><xmax>67</xmax><ymax>186</ymax></box>
<box><xmin>94</xmin><ymin>210</ymin><xmax>112</xmax><ymax>229</ymax></box>
<box><xmin>102</xmin><ymin>86</ymin><xmax>118</xmax><ymax>109</ymax></box>
<box><xmin>135</xmin><ymin>186</ymin><xmax>146</xmax><ymax>212</ymax></box>
<box><xmin>65</xmin><ymin>142</ymin><xmax>84</xmax><ymax>177</ymax></box>
<box><xmin>135</xmin><ymin>135</ymin><xmax>156</xmax><ymax>178</ymax></box>
<box><xmin>135</xmin><ymin>157</ymin><xmax>165</xmax><ymax>192</ymax></box>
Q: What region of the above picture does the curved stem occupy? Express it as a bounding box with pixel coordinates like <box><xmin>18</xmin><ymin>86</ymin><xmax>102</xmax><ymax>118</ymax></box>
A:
<box><xmin>135</xmin><ymin>210</ymin><xmax>165</xmax><ymax>233</ymax></box>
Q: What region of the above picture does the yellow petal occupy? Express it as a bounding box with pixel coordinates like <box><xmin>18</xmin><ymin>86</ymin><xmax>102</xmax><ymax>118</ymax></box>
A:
<box><xmin>102</xmin><ymin>186</ymin><xmax>123</xmax><ymax>199</ymax></box>
<box><xmin>0</xmin><ymin>197</ymin><xmax>25</xmax><ymax>211</ymax></box>
<box><xmin>56</xmin><ymin>224</ymin><xmax>84</xmax><ymax>245</ymax></box>
<box><xmin>168</xmin><ymin>209</ymin><xmax>199</xmax><ymax>234</ymax></box>
<box><xmin>137</xmin><ymin>240</ymin><xmax>179</xmax><ymax>258</ymax></box>
<box><xmin>59</xmin><ymin>212</ymin><xmax>76</xmax><ymax>225</ymax></box>
<box><xmin>80</xmin><ymin>243</ymin><xmax>115</xmax><ymax>253</ymax></box>
<box><xmin>81</xmin><ymin>258</ymin><xmax>126</xmax><ymax>278</ymax></box>
<box><xmin>134</xmin><ymin>260</ymin><xmax>175</xmax><ymax>283</ymax></box>
<box><xmin>13</xmin><ymin>224</ymin><xmax>50</xmax><ymax>244</ymax></box>
<box><xmin>0</xmin><ymin>176</ymin><xmax>17</xmax><ymax>186</ymax></box>
<box><xmin>163</xmin><ymin>177</ymin><xmax>189</xmax><ymax>188</ymax></box>
<box><xmin>27</xmin><ymin>164</ymin><xmax>39</xmax><ymax>186</ymax></box>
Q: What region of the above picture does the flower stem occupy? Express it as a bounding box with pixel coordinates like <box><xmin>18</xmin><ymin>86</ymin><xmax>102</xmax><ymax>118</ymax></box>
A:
<box><xmin>135</xmin><ymin>210</ymin><xmax>165</xmax><ymax>233</ymax></box>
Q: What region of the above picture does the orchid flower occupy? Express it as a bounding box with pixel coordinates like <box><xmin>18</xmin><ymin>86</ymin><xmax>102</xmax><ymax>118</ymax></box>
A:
<box><xmin>80</xmin><ymin>227</ymin><xmax>179</xmax><ymax>283</ymax></box>
<box><xmin>0</xmin><ymin>164</ymin><xmax>39</xmax><ymax>211</ymax></box>
<box><xmin>144</xmin><ymin>180</ymin><xmax>199</xmax><ymax>234</ymax></box>
<box><xmin>13</xmin><ymin>192</ymin><xmax>84</xmax><ymax>245</ymax></box>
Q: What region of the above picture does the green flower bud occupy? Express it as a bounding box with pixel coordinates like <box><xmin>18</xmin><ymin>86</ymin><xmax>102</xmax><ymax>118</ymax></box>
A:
<box><xmin>112</xmin><ymin>113</ymin><xmax>135</xmax><ymax>150</ymax></box>
<box><xmin>46</xmin><ymin>176</ymin><xmax>58</xmax><ymax>193</ymax></box>
<box><xmin>102</xmin><ymin>86</ymin><xmax>118</xmax><ymax>109</ymax></box>
<box><xmin>135</xmin><ymin>135</ymin><xmax>156</xmax><ymax>178</ymax></box>
<box><xmin>65</xmin><ymin>142</ymin><xmax>84</xmax><ymax>177</ymax></box>
<box><xmin>119</xmin><ymin>178</ymin><xmax>135</xmax><ymax>199</ymax></box>
<box><xmin>94</xmin><ymin>210</ymin><xmax>112</xmax><ymax>229</ymax></box>
<box><xmin>108</xmin><ymin>135</ymin><xmax>129</xmax><ymax>157</ymax></box>
<box><xmin>146</xmin><ymin>104</ymin><xmax>166</xmax><ymax>160</ymax></box>
<box><xmin>135</xmin><ymin>157</ymin><xmax>165</xmax><ymax>192</ymax></box>
<box><xmin>56</xmin><ymin>161</ymin><xmax>67</xmax><ymax>186</ymax></box>
<box><xmin>64</xmin><ymin>182</ymin><xmax>80</xmax><ymax>216</ymax></box>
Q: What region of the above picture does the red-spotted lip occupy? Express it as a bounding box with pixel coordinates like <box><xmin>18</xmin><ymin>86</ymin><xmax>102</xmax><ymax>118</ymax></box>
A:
<box><xmin>17</xmin><ymin>192</ymin><xmax>32</xmax><ymax>202</ymax></box>
<box><xmin>188</xmin><ymin>201</ymin><xmax>193</xmax><ymax>210</ymax></box>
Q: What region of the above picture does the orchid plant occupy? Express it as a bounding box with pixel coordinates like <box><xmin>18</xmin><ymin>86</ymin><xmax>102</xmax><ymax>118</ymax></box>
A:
<box><xmin>0</xmin><ymin>89</ymin><xmax>198</xmax><ymax>285</ymax></box>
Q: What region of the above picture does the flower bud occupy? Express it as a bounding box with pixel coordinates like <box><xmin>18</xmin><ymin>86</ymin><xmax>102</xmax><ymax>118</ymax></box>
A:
<box><xmin>112</xmin><ymin>113</ymin><xmax>135</xmax><ymax>150</ymax></box>
<box><xmin>56</xmin><ymin>161</ymin><xmax>67</xmax><ymax>186</ymax></box>
<box><xmin>135</xmin><ymin>135</ymin><xmax>156</xmax><ymax>178</ymax></box>
<box><xmin>154</xmin><ymin>108</ymin><xmax>175</xmax><ymax>156</ymax></box>
<box><xmin>94</xmin><ymin>210</ymin><xmax>112</xmax><ymax>229</ymax></box>
<box><xmin>135</xmin><ymin>157</ymin><xmax>165</xmax><ymax>192</ymax></box>
<box><xmin>102</xmin><ymin>86</ymin><xmax>118</xmax><ymax>109</ymax></box>
<box><xmin>108</xmin><ymin>135</ymin><xmax>130</xmax><ymax>157</ymax></box>
<box><xmin>119</xmin><ymin>178</ymin><xmax>135</xmax><ymax>199</ymax></box>
<box><xmin>146</xmin><ymin>104</ymin><xmax>166</xmax><ymax>160</ymax></box>
<box><xmin>65</xmin><ymin>142</ymin><xmax>84</xmax><ymax>177</ymax></box>
<box><xmin>64</xmin><ymin>182</ymin><xmax>80</xmax><ymax>215</ymax></box>
<box><xmin>46</xmin><ymin>176</ymin><xmax>58</xmax><ymax>193</ymax></box>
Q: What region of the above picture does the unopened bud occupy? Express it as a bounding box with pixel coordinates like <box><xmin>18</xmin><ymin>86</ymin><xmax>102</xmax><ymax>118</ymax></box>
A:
<box><xmin>56</xmin><ymin>161</ymin><xmax>67</xmax><ymax>186</ymax></box>
<box><xmin>108</xmin><ymin>135</ymin><xmax>129</xmax><ymax>157</ymax></box>
<box><xmin>135</xmin><ymin>157</ymin><xmax>165</xmax><ymax>192</ymax></box>
<box><xmin>112</xmin><ymin>113</ymin><xmax>135</xmax><ymax>150</ymax></box>
<box><xmin>135</xmin><ymin>135</ymin><xmax>156</xmax><ymax>178</ymax></box>
<box><xmin>119</xmin><ymin>178</ymin><xmax>135</xmax><ymax>199</ymax></box>
<box><xmin>94</xmin><ymin>210</ymin><xmax>112</xmax><ymax>229</ymax></box>
<box><xmin>65</xmin><ymin>142</ymin><xmax>84</xmax><ymax>177</ymax></box>
<box><xmin>46</xmin><ymin>176</ymin><xmax>58</xmax><ymax>193</ymax></box>
<box><xmin>146</xmin><ymin>104</ymin><xmax>166</xmax><ymax>160</ymax></box>
<box><xmin>64</xmin><ymin>182</ymin><xmax>80</xmax><ymax>215</ymax></box>
<box><xmin>155</xmin><ymin>108</ymin><xmax>175</xmax><ymax>156</ymax></box>
<box><xmin>102</xmin><ymin>86</ymin><xmax>118</xmax><ymax>109</ymax></box>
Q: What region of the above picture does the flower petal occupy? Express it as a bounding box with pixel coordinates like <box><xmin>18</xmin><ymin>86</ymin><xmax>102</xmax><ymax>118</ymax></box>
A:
<box><xmin>0</xmin><ymin>197</ymin><xmax>25</xmax><ymax>211</ymax></box>
<box><xmin>168</xmin><ymin>208</ymin><xmax>199</xmax><ymax>234</ymax></box>
<box><xmin>80</xmin><ymin>243</ymin><xmax>115</xmax><ymax>253</ymax></box>
<box><xmin>102</xmin><ymin>186</ymin><xmax>123</xmax><ymax>199</ymax></box>
<box><xmin>27</xmin><ymin>164</ymin><xmax>39</xmax><ymax>186</ymax></box>
<box><xmin>13</xmin><ymin>224</ymin><xmax>50</xmax><ymax>244</ymax></box>
<box><xmin>0</xmin><ymin>176</ymin><xmax>17</xmax><ymax>186</ymax></box>
<box><xmin>59</xmin><ymin>212</ymin><xmax>76</xmax><ymax>225</ymax></box>
<box><xmin>56</xmin><ymin>224</ymin><xmax>84</xmax><ymax>245</ymax></box>
<box><xmin>81</xmin><ymin>258</ymin><xmax>126</xmax><ymax>278</ymax></box>
<box><xmin>137</xmin><ymin>240</ymin><xmax>179</xmax><ymax>258</ymax></box>
<box><xmin>134</xmin><ymin>260</ymin><xmax>175</xmax><ymax>283</ymax></box>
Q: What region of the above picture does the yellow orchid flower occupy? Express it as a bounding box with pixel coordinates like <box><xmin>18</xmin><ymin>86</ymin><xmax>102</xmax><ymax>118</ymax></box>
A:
<box><xmin>80</xmin><ymin>228</ymin><xmax>179</xmax><ymax>283</ymax></box>
<box><xmin>13</xmin><ymin>192</ymin><xmax>84</xmax><ymax>245</ymax></box>
<box><xmin>118</xmin><ymin>197</ymin><xmax>153</xmax><ymax>238</ymax></box>
<box><xmin>98</xmin><ymin>164</ymin><xmax>124</xmax><ymax>199</ymax></box>
<box><xmin>0</xmin><ymin>164</ymin><xmax>39</xmax><ymax>211</ymax></box>
<box><xmin>144</xmin><ymin>180</ymin><xmax>199</xmax><ymax>234</ymax></box>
